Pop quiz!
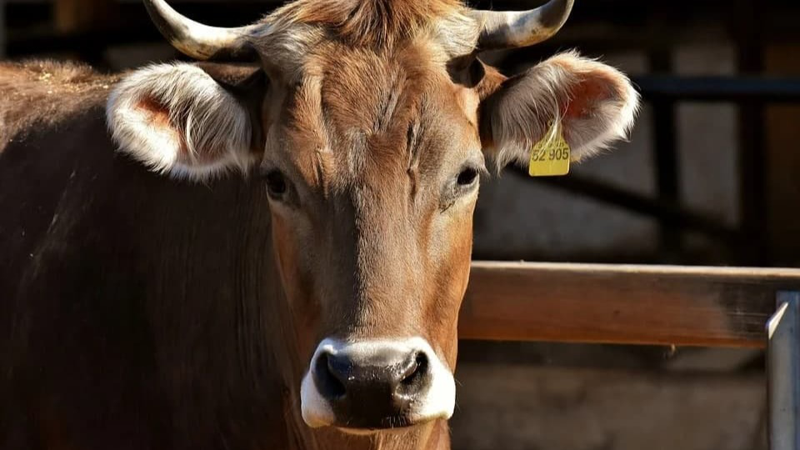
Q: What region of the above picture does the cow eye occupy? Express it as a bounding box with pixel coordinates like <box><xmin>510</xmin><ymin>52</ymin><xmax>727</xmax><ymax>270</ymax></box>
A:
<box><xmin>457</xmin><ymin>167</ymin><xmax>479</xmax><ymax>186</ymax></box>
<box><xmin>265</xmin><ymin>170</ymin><xmax>288</xmax><ymax>199</ymax></box>
<box><xmin>441</xmin><ymin>164</ymin><xmax>481</xmax><ymax>210</ymax></box>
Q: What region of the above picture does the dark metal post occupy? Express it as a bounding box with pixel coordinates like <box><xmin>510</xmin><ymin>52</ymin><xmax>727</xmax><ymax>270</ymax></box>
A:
<box><xmin>648</xmin><ymin>48</ymin><xmax>682</xmax><ymax>263</ymax></box>
<box><xmin>767</xmin><ymin>292</ymin><xmax>800</xmax><ymax>450</ymax></box>
<box><xmin>0</xmin><ymin>0</ymin><xmax>6</xmax><ymax>59</ymax></box>
<box><xmin>647</xmin><ymin>4</ymin><xmax>682</xmax><ymax>263</ymax></box>
<box><xmin>734</xmin><ymin>0</ymin><xmax>768</xmax><ymax>265</ymax></box>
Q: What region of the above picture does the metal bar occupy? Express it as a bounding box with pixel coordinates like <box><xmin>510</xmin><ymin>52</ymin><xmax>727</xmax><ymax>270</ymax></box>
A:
<box><xmin>767</xmin><ymin>292</ymin><xmax>800</xmax><ymax>450</ymax></box>
<box><xmin>0</xmin><ymin>0</ymin><xmax>5</xmax><ymax>59</ymax></box>
<box><xmin>735</xmin><ymin>0</ymin><xmax>769</xmax><ymax>265</ymax></box>
<box><xmin>649</xmin><ymin>46</ymin><xmax>682</xmax><ymax>262</ymax></box>
<box><xmin>634</xmin><ymin>76</ymin><xmax>800</xmax><ymax>103</ymax></box>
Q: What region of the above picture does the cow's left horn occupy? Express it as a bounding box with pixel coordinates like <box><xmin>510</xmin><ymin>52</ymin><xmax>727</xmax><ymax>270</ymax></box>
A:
<box><xmin>471</xmin><ymin>0</ymin><xmax>574</xmax><ymax>51</ymax></box>
<box><xmin>144</xmin><ymin>0</ymin><xmax>260</xmax><ymax>60</ymax></box>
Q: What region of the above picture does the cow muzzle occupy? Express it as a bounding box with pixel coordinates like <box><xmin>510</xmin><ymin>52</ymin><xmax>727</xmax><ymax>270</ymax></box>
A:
<box><xmin>300</xmin><ymin>337</ymin><xmax>456</xmax><ymax>431</ymax></box>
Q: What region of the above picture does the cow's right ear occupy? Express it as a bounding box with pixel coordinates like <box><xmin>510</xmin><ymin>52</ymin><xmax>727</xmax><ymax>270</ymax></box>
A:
<box><xmin>107</xmin><ymin>63</ymin><xmax>263</xmax><ymax>181</ymax></box>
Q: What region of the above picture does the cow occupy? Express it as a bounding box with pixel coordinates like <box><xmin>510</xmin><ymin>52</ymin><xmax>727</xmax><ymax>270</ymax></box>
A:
<box><xmin>0</xmin><ymin>0</ymin><xmax>638</xmax><ymax>448</ymax></box>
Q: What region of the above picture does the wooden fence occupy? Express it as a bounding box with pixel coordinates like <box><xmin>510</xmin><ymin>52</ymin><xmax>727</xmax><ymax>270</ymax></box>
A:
<box><xmin>460</xmin><ymin>261</ymin><xmax>800</xmax><ymax>450</ymax></box>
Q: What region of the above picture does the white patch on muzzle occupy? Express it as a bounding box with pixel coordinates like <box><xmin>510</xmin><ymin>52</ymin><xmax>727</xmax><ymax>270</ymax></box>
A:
<box><xmin>300</xmin><ymin>337</ymin><xmax>456</xmax><ymax>429</ymax></box>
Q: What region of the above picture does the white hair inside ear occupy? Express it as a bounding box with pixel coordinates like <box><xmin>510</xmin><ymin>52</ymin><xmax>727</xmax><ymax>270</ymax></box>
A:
<box><xmin>106</xmin><ymin>63</ymin><xmax>255</xmax><ymax>181</ymax></box>
<box><xmin>482</xmin><ymin>51</ymin><xmax>640</xmax><ymax>171</ymax></box>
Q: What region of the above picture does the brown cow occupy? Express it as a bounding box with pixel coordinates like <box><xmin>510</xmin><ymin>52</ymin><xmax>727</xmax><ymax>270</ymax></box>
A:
<box><xmin>0</xmin><ymin>0</ymin><xmax>638</xmax><ymax>448</ymax></box>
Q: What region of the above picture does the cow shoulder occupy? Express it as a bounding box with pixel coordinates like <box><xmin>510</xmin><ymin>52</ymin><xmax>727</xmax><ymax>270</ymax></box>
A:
<box><xmin>0</xmin><ymin>60</ymin><xmax>112</xmax><ymax>151</ymax></box>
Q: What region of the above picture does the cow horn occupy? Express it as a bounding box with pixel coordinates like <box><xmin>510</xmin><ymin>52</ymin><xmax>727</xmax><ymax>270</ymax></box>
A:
<box><xmin>471</xmin><ymin>0</ymin><xmax>574</xmax><ymax>51</ymax></box>
<box><xmin>143</xmin><ymin>0</ymin><xmax>259</xmax><ymax>60</ymax></box>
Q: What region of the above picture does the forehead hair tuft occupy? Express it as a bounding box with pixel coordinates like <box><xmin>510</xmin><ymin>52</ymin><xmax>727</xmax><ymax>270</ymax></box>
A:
<box><xmin>251</xmin><ymin>0</ymin><xmax>477</xmax><ymax>64</ymax></box>
<box><xmin>278</xmin><ymin>0</ymin><xmax>466</xmax><ymax>47</ymax></box>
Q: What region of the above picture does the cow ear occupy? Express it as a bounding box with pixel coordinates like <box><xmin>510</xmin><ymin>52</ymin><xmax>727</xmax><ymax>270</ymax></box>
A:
<box><xmin>479</xmin><ymin>51</ymin><xmax>639</xmax><ymax>170</ymax></box>
<box><xmin>107</xmin><ymin>63</ymin><xmax>261</xmax><ymax>181</ymax></box>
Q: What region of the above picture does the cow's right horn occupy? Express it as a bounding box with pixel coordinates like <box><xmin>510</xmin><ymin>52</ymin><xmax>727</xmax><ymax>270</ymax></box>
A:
<box><xmin>144</xmin><ymin>0</ymin><xmax>260</xmax><ymax>60</ymax></box>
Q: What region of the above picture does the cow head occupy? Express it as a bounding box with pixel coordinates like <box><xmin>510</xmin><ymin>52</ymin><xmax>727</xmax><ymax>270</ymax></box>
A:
<box><xmin>106</xmin><ymin>0</ymin><xmax>638</xmax><ymax>434</ymax></box>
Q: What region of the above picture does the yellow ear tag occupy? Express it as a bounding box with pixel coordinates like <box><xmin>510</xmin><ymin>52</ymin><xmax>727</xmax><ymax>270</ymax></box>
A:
<box><xmin>528</xmin><ymin>121</ymin><xmax>570</xmax><ymax>177</ymax></box>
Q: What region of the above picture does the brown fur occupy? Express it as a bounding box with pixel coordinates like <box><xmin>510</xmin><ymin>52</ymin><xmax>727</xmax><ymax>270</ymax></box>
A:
<box><xmin>0</xmin><ymin>61</ymin><xmax>118</xmax><ymax>149</ymax></box>
<box><xmin>267</xmin><ymin>0</ymin><xmax>465</xmax><ymax>48</ymax></box>
<box><xmin>0</xmin><ymin>55</ymin><xmax>469</xmax><ymax>450</ymax></box>
<box><xmin>301</xmin><ymin>0</ymin><xmax>462</xmax><ymax>48</ymax></box>
<box><xmin>237</xmin><ymin>33</ymin><xmax>483</xmax><ymax>447</ymax></box>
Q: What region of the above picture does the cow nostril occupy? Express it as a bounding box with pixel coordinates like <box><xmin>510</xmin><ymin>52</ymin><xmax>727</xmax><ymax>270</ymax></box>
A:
<box><xmin>315</xmin><ymin>353</ymin><xmax>347</xmax><ymax>399</ymax></box>
<box><xmin>400</xmin><ymin>352</ymin><xmax>429</xmax><ymax>387</ymax></box>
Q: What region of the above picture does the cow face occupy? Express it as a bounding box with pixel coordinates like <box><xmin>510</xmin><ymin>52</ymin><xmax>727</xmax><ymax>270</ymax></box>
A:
<box><xmin>263</xmin><ymin>44</ymin><xmax>482</xmax><ymax>430</ymax></box>
<box><xmin>107</xmin><ymin>0</ymin><xmax>638</xmax><ymax>435</ymax></box>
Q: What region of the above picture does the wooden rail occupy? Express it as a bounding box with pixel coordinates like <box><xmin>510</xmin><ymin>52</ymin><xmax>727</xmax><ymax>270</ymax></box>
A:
<box><xmin>460</xmin><ymin>262</ymin><xmax>800</xmax><ymax>348</ymax></box>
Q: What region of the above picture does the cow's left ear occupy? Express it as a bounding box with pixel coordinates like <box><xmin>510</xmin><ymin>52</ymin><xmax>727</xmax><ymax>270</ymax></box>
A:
<box><xmin>107</xmin><ymin>63</ymin><xmax>263</xmax><ymax>181</ymax></box>
<box><xmin>479</xmin><ymin>51</ymin><xmax>639</xmax><ymax>170</ymax></box>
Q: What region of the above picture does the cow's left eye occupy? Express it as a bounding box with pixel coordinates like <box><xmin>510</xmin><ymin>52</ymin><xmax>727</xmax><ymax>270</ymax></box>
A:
<box><xmin>265</xmin><ymin>170</ymin><xmax>288</xmax><ymax>199</ymax></box>
<box><xmin>441</xmin><ymin>164</ymin><xmax>481</xmax><ymax>210</ymax></box>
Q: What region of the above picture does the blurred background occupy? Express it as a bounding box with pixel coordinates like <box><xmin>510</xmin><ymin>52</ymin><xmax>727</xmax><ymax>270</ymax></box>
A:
<box><xmin>2</xmin><ymin>0</ymin><xmax>799</xmax><ymax>448</ymax></box>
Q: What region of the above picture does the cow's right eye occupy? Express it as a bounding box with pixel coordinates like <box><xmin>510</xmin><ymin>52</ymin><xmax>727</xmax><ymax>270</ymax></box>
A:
<box><xmin>265</xmin><ymin>170</ymin><xmax>288</xmax><ymax>199</ymax></box>
<box><xmin>456</xmin><ymin>167</ymin><xmax>479</xmax><ymax>186</ymax></box>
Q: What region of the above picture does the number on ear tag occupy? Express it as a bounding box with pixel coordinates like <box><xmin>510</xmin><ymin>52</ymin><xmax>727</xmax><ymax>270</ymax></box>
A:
<box><xmin>528</xmin><ymin>121</ymin><xmax>571</xmax><ymax>177</ymax></box>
